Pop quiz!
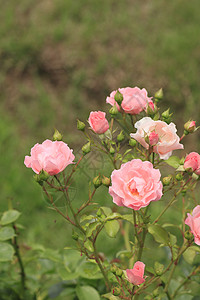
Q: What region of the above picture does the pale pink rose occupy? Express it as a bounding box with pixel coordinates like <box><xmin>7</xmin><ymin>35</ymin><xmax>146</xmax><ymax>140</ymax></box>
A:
<box><xmin>149</xmin><ymin>131</ymin><xmax>159</xmax><ymax>146</ymax></box>
<box><xmin>88</xmin><ymin>111</ymin><xmax>109</xmax><ymax>134</ymax></box>
<box><xmin>185</xmin><ymin>205</ymin><xmax>200</xmax><ymax>245</ymax></box>
<box><xmin>106</xmin><ymin>87</ymin><xmax>153</xmax><ymax>115</ymax></box>
<box><xmin>130</xmin><ymin>117</ymin><xmax>183</xmax><ymax>160</ymax></box>
<box><xmin>109</xmin><ymin>159</ymin><xmax>163</xmax><ymax>210</ymax></box>
<box><xmin>184</xmin><ymin>152</ymin><xmax>200</xmax><ymax>175</ymax></box>
<box><xmin>126</xmin><ymin>261</ymin><xmax>145</xmax><ymax>285</ymax></box>
<box><xmin>24</xmin><ymin>140</ymin><xmax>75</xmax><ymax>175</ymax></box>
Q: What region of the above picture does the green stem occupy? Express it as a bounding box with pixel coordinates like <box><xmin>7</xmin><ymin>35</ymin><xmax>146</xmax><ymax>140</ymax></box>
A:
<box><xmin>13</xmin><ymin>225</ymin><xmax>26</xmax><ymax>299</ymax></box>
<box><xmin>93</xmin><ymin>243</ymin><xmax>111</xmax><ymax>291</ymax></box>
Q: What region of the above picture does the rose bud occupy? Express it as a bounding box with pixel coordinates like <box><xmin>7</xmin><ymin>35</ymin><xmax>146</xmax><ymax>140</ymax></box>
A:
<box><xmin>77</xmin><ymin>119</ymin><xmax>86</xmax><ymax>131</ymax></box>
<box><xmin>154</xmin><ymin>88</ymin><xmax>163</xmax><ymax>101</ymax></box>
<box><xmin>88</xmin><ymin>111</ymin><xmax>109</xmax><ymax>134</ymax></box>
<box><xmin>114</xmin><ymin>90</ymin><xmax>123</xmax><ymax>105</ymax></box>
<box><xmin>184</xmin><ymin>120</ymin><xmax>196</xmax><ymax>134</ymax></box>
<box><xmin>184</xmin><ymin>152</ymin><xmax>200</xmax><ymax>175</ymax></box>
<box><xmin>185</xmin><ymin>205</ymin><xmax>200</xmax><ymax>245</ymax></box>
<box><xmin>53</xmin><ymin>129</ymin><xmax>63</xmax><ymax>141</ymax></box>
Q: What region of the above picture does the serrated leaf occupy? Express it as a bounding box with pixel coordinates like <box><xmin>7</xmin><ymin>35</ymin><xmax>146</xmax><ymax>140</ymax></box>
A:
<box><xmin>105</xmin><ymin>220</ymin><xmax>120</xmax><ymax>238</ymax></box>
<box><xmin>121</xmin><ymin>214</ymin><xmax>134</xmax><ymax>224</ymax></box>
<box><xmin>1</xmin><ymin>210</ymin><xmax>21</xmax><ymax>225</ymax></box>
<box><xmin>0</xmin><ymin>242</ymin><xmax>15</xmax><ymax>261</ymax></box>
<box><xmin>106</xmin><ymin>212</ymin><xmax>122</xmax><ymax>221</ymax></box>
<box><xmin>84</xmin><ymin>239</ymin><xmax>94</xmax><ymax>252</ymax></box>
<box><xmin>148</xmin><ymin>224</ymin><xmax>169</xmax><ymax>245</ymax></box>
<box><xmin>0</xmin><ymin>226</ymin><xmax>16</xmax><ymax>241</ymax></box>
<box><xmin>165</xmin><ymin>156</ymin><xmax>180</xmax><ymax>168</ymax></box>
<box><xmin>169</xmin><ymin>234</ymin><xmax>177</xmax><ymax>246</ymax></box>
<box><xmin>102</xmin><ymin>293</ymin><xmax>120</xmax><ymax>299</ymax></box>
<box><xmin>76</xmin><ymin>285</ymin><xmax>100</xmax><ymax>300</ymax></box>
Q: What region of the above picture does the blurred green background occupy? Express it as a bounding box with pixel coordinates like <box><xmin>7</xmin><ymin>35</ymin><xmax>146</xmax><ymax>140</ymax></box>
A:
<box><xmin>1</xmin><ymin>0</ymin><xmax>200</xmax><ymax>249</ymax></box>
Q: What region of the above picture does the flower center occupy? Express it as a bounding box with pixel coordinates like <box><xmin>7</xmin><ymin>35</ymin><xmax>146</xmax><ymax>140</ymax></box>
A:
<box><xmin>127</xmin><ymin>180</ymin><xmax>139</xmax><ymax>196</ymax></box>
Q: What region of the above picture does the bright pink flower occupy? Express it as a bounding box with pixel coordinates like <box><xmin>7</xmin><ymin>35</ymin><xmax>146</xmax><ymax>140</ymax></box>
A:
<box><xmin>109</xmin><ymin>159</ymin><xmax>163</xmax><ymax>210</ymax></box>
<box><xmin>185</xmin><ymin>205</ymin><xmax>200</xmax><ymax>245</ymax></box>
<box><xmin>184</xmin><ymin>152</ymin><xmax>200</xmax><ymax>175</ymax></box>
<box><xmin>106</xmin><ymin>87</ymin><xmax>153</xmax><ymax>115</ymax></box>
<box><xmin>88</xmin><ymin>111</ymin><xmax>109</xmax><ymax>134</ymax></box>
<box><xmin>126</xmin><ymin>261</ymin><xmax>145</xmax><ymax>285</ymax></box>
<box><xmin>24</xmin><ymin>140</ymin><xmax>75</xmax><ymax>175</ymax></box>
<box><xmin>131</xmin><ymin>117</ymin><xmax>183</xmax><ymax>160</ymax></box>
<box><xmin>149</xmin><ymin>131</ymin><xmax>159</xmax><ymax>146</ymax></box>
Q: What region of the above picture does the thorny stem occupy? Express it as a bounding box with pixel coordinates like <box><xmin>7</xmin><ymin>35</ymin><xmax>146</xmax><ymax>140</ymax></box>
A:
<box><xmin>12</xmin><ymin>225</ymin><xmax>26</xmax><ymax>299</ymax></box>
<box><xmin>65</xmin><ymin>155</ymin><xmax>84</xmax><ymax>188</ymax></box>
<box><xmin>76</xmin><ymin>188</ymin><xmax>96</xmax><ymax>215</ymax></box>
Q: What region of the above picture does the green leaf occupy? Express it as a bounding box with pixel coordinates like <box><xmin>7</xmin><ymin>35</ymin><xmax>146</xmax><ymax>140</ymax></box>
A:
<box><xmin>169</xmin><ymin>234</ymin><xmax>177</xmax><ymax>246</ymax></box>
<box><xmin>183</xmin><ymin>248</ymin><xmax>196</xmax><ymax>264</ymax></box>
<box><xmin>148</xmin><ymin>224</ymin><xmax>169</xmax><ymax>245</ymax></box>
<box><xmin>78</xmin><ymin>261</ymin><xmax>103</xmax><ymax>279</ymax></box>
<box><xmin>0</xmin><ymin>226</ymin><xmax>15</xmax><ymax>241</ymax></box>
<box><xmin>102</xmin><ymin>293</ymin><xmax>120</xmax><ymax>299</ymax></box>
<box><xmin>1</xmin><ymin>210</ymin><xmax>21</xmax><ymax>225</ymax></box>
<box><xmin>0</xmin><ymin>242</ymin><xmax>15</xmax><ymax>261</ymax></box>
<box><xmin>84</xmin><ymin>239</ymin><xmax>94</xmax><ymax>252</ymax></box>
<box><xmin>76</xmin><ymin>285</ymin><xmax>100</xmax><ymax>300</ymax></box>
<box><xmin>100</xmin><ymin>206</ymin><xmax>112</xmax><ymax>216</ymax></box>
<box><xmin>85</xmin><ymin>222</ymin><xmax>100</xmax><ymax>237</ymax></box>
<box><xmin>116</xmin><ymin>250</ymin><xmax>133</xmax><ymax>259</ymax></box>
<box><xmin>41</xmin><ymin>248</ymin><xmax>62</xmax><ymax>262</ymax></box>
<box><xmin>105</xmin><ymin>220</ymin><xmax>120</xmax><ymax>238</ymax></box>
<box><xmin>165</xmin><ymin>156</ymin><xmax>180</xmax><ymax>168</ymax></box>
<box><xmin>121</xmin><ymin>214</ymin><xmax>134</xmax><ymax>224</ymax></box>
<box><xmin>57</xmin><ymin>265</ymin><xmax>79</xmax><ymax>280</ymax></box>
<box><xmin>80</xmin><ymin>214</ymin><xmax>96</xmax><ymax>223</ymax></box>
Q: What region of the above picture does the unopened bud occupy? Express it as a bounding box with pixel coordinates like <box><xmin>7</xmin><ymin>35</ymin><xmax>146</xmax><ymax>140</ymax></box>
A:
<box><xmin>184</xmin><ymin>230</ymin><xmax>194</xmax><ymax>241</ymax></box>
<box><xmin>129</xmin><ymin>138</ymin><xmax>137</xmax><ymax>147</ymax></box>
<box><xmin>162</xmin><ymin>176</ymin><xmax>173</xmax><ymax>186</ymax></box>
<box><xmin>34</xmin><ymin>170</ymin><xmax>49</xmax><ymax>185</ymax></box>
<box><xmin>117</xmin><ymin>131</ymin><xmax>125</xmax><ymax>142</ymax></box>
<box><xmin>82</xmin><ymin>142</ymin><xmax>91</xmax><ymax>155</ymax></box>
<box><xmin>113</xmin><ymin>287</ymin><xmax>121</xmax><ymax>296</ymax></box>
<box><xmin>184</xmin><ymin>120</ymin><xmax>196</xmax><ymax>134</ymax></box>
<box><xmin>72</xmin><ymin>232</ymin><xmax>79</xmax><ymax>240</ymax></box>
<box><xmin>77</xmin><ymin>119</ymin><xmax>85</xmax><ymax>131</ymax></box>
<box><xmin>110</xmin><ymin>146</ymin><xmax>115</xmax><ymax>155</ymax></box>
<box><xmin>93</xmin><ymin>175</ymin><xmax>102</xmax><ymax>189</ymax></box>
<box><xmin>175</xmin><ymin>173</ymin><xmax>183</xmax><ymax>181</ymax></box>
<box><xmin>110</xmin><ymin>264</ymin><xmax>118</xmax><ymax>274</ymax></box>
<box><xmin>102</xmin><ymin>175</ymin><xmax>111</xmax><ymax>187</ymax></box>
<box><xmin>154</xmin><ymin>88</ymin><xmax>163</xmax><ymax>101</ymax></box>
<box><xmin>146</xmin><ymin>102</ymin><xmax>157</xmax><ymax>116</ymax></box>
<box><xmin>115</xmin><ymin>268</ymin><xmax>123</xmax><ymax>277</ymax></box>
<box><xmin>53</xmin><ymin>129</ymin><xmax>63</xmax><ymax>141</ymax></box>
<box><xmin>162</xmin><ymin>109</ymin><xmax>173</xmax><ymax>124</ymax></box>
<box><xmin>96</xmin><ymin>208</ymin><xmax>102</xmax><ymax>217</ymax></box>
<box><xmin>149</xmin><ymin>131</ymin><xmax>159</xmax><ymax>146</ymax></box>
<box><xmin>114</xmin><ymin>91</ymin><xmax>123</xmax><ymax>105</ymax></box>
<box><xmin>109</xmin><ymin>104</ymin><xmax>118</xmax><ymax>117</ymax></box>
<box><xmin>154</xmin><ymin>262</ymin><xmax>164</xmax><ymax>276</ymax></box>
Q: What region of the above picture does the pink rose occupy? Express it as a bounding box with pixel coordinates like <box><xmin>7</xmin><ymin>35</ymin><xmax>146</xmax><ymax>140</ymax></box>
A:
<box><xmin>126</xmin><ymin>261</ymin><xmax>145</xmax><ymax>285</ymax></box>
<box><xmin>109</xmin><ymin>159</ymin><xmax>163</xmax><ymax>210</ymax></box>
<box><xmin>185</xmin><ymin>205</ymin><xmax>200</xmax><ymax>245</ymax></box>
<box><xmin>130</xmin><ymin>117</ymin><xmax>183</xmax><ymax>160</ymax></box>
<box><xmin>106</xmin><ymin>87</ymin><xmax>153</xmax><ymax>115</ymax></box>
<box><xmin>24</xmin><ymin>140</ymin><xmax>75</xmax><ymax>175</ymax></box>
<box><xmin>149</xmin><ymin>131</ymin><xmax>159</xmax><ymax>146</ymax></box>
<box><xmin>88</xmin><ymin>111</ymin><xmax>109</xmax><ymax>134</ymax></box>
<box><xmin>184</xmin><ymin>152</ymin><xmax>200</xmax><ymax>175</ymax></box>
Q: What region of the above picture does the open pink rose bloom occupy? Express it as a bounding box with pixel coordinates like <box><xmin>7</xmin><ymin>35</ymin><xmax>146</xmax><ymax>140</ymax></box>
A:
<box><xmin>126</xmin><ymin>261</ymin><xmax>145</xmax><ymax>285</ymax></box>
<box><xmin>184</xmin><ymin>152</ymin><xmax>200</xmax><ymax>175</ymax></box>
<box><xmin>88</xmin><ymin>111</ymin><xmax>109</xmax><ymax>134</ymax></box>
<box><xmin>131</xmin><ymin>117</ymin><xmax>183</xmax><ymax>160</ymax></box>
<box><xmin>106</xmin><ymin>87</ymin><xmax>153</xmax><ymax>115</ymax></box>
<box><xmin>185</xmin><ymin>205</ymin><xmax>200</xmax><ymax>245</ymax></box>
<box><xmin>109</xmin><ymin>159</ymin><xmax>163</xmax><ymax>210</ymax></box>
<box><xmin>24</xmin><ymin>139</ymin><xmax>75</xmax><ymax>175</ymax></box>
